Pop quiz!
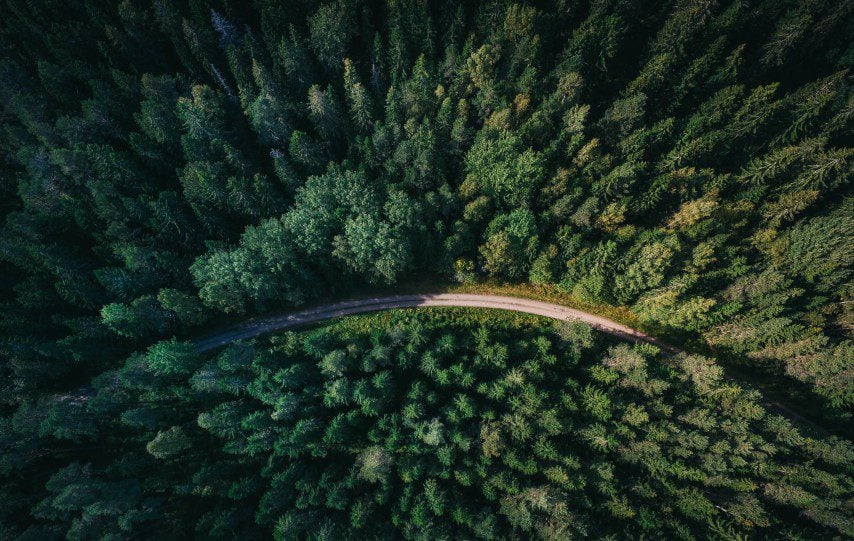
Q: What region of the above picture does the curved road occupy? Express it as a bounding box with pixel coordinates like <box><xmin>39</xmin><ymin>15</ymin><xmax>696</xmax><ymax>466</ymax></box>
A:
<box><xmin>193</xmin><ymin>293</ymin><xmax>676</xmax><ymax>353</ymax></box>
<box><xmin>194</xmin><ymin>293</ymin><xmax>830</xmax><ymax>435</ymax></box>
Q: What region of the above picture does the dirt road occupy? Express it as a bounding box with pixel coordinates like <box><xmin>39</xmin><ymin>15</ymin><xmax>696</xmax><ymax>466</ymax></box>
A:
<box><xmin>193</xmin><ymin>293</ymin><xmax>676</xmax><ymax>353</ymax></box>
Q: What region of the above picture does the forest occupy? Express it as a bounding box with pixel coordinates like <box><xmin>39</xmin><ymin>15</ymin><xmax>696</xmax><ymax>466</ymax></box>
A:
<box><xmin>5</xmin><ymin>309</ymin><xmax>854</xmax><ymax>538</ymax></box>
<box><xmin>0</xmin><ymin>0</ymin><xmax>851</xmax><ymax>538</ymax></box>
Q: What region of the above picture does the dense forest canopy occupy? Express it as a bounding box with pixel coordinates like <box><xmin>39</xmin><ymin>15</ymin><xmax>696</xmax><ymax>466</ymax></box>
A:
<box><xmin>8</xmin><ymin>309</ymin><xmax>854</xmax><ymax>538</ymax></box>
<box><xmin>0</xmin><ymin>0</ymin><xmax>851</xmax><ymax>538</ymax></box>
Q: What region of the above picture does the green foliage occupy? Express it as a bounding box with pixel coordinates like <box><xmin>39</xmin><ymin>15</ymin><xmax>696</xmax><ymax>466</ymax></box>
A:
<box><xmin>20</xmin><ymin>311</ymin><xmax>851</xmax><ymax>538</ymax></box>
<box><xmin>143</xmin><ymin>339</ymin><xmax>199</xmax><ymax>377</ymax></box>
<box><xmin>0</xmin><ymin>0</ymin><xmax>852</xmax><ymax>537</ymax></box>
<box><xmin>191</xmin><ymin>217</ymin><xmax>312</xmax><ymax>314</ymax></box>
<box><xmin>463</xmin><ymin>132</ymin><xmax>545</xmax><ymax>210</ymax></box>
<box><xmin>146</xmin><ymin>426</ymin><xmax>192</xmax><ymax>459</ymax></box>
<box><xmin>101</xmin><ymin>295</ymin><xmax>171</xmax><ymax>339</ymax></box>
<box><xmin>480</xmin><ymin>210</ymin><xmax>539</xmax><ymax>279</ymax></box>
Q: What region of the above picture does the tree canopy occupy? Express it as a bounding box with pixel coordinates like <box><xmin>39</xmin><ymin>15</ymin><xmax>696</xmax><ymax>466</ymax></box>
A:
<box><xmin>0</xmin><ymin>0</ymin><xmax>851</xmax><ymax>537</ymax></box>
<box><xmin>6</xmin><ymin>310</ymin><xmax>853</xmax><ymax>538</ymax></box>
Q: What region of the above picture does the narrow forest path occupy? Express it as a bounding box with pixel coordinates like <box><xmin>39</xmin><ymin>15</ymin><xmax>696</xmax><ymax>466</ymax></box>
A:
<box><xmin>193</xmin><ymin>293</ymin><xmax>829</xmax><ymax>436</ymax></box>
<box><xmin>193</xmin><ymin>293</ymin><xmax>674</xmax><ymax>352</ymax></box>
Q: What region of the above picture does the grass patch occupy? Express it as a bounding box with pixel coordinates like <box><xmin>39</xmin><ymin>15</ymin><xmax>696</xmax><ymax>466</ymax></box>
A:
<box><xmin>321</xmin><ymin>305</ymin><xmax>560</xmax><ymax>336</ymax></box>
